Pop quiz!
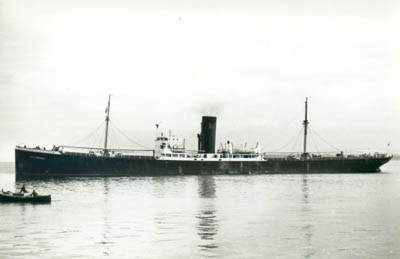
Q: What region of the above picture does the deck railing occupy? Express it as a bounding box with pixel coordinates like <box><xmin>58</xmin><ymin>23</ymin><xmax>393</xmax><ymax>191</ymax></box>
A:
<box><xmin>17</xmin><ymin>145</ymin><xmax>391</xmax><ymax>161</ymax></box>
<box><xmin>263</xmin><ymin>151</ymin><xmax>391</xmax><ymax>160</ymax></box>
<box><xmin>158</xmin><ymin>152</ymin><xmax>262</xmax><ymax>159</ymax></box>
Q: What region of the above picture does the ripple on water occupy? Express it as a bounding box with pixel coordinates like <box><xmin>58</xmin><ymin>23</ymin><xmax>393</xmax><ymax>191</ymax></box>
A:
<box><xmin>1</xmin><ymin>162</ymin><xmax>400</xmax><ymax>258</ymax></box>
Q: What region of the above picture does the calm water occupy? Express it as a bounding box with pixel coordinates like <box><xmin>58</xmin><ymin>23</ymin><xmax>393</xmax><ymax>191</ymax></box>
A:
<box><xmin>0</xmin><ymin>161</ymin><xmax>400</xmax><ymax>259</ymax></box>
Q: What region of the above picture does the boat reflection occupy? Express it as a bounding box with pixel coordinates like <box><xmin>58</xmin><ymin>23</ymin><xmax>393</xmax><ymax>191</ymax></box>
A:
<box><xmin>101</xmin><ymin>178</ymin><xmax>111</xmax><ymax>256</ymax></box>
<box><xmin>196</xmin><ymin>176</ymin><xmax>219</xmax><ymax>250</ymax></box>
<box><xmin>301</xmin><ymin>175</ymin><xmax>314</xmax><ymax>259</ymax></box>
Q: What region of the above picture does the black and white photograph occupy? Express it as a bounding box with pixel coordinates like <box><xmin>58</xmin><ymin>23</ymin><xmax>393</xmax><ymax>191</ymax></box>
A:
<box><xmin>0</xmin><ymin>0</ymin><xmax>399</xmax><ymax>258</ymax></box>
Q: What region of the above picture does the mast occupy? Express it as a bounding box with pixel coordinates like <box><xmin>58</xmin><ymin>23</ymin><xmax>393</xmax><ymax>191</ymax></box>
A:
<box><xmin>104</xmin><ymin>94</ymin><xmax>111</xmax><ymax>155</ymax></box>
<box><xmin>302</xmin><ymin>97</ymin><xmax>309</xmax><ymax>154</ymax></box>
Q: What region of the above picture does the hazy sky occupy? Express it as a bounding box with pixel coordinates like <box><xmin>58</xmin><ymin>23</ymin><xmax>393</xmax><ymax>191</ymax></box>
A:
<box><xmin>0</xmin><ymin>0</ymin><xmax>399</xmax><ymax>161</ymax></box>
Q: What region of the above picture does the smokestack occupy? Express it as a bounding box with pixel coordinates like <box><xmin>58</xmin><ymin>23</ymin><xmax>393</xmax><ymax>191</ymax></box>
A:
<box><xmin>198</xmin><ymin>116</ymin><xmax>217</xmax><ymax>153</ymax></box>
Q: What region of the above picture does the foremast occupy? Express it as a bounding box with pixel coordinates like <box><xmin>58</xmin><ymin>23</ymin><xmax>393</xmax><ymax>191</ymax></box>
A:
<box><xmin>302</xmin><ymin>97</ymin><xmax>309</xmax><ymax>159</ymax></box>
<box><xmin>104</xmin><ymin>94</ymin><xmax>111</xmax><ymax>156</ymax></box>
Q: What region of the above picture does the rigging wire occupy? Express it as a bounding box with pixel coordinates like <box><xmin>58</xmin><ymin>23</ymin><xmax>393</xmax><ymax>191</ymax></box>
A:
<box><xmin>109</xmin><ymin>125</ymin><xmax>120</xmax><ymax>149</ymax></box>
<box><xmin>69</xmin><ymin>121</ymin><xmax>105</xmax><ymax>146</ymax></box>
<box><xmin>95</xmin><ymin>126</ymin><xmax>104</xmax><ymax>149</ymax></box>
<box><xmin>268</xmin><ymin>126</ymin><xmax>303</xmax><ymax>152</ymax></box>
<box><xmin>109</xmin><ymin>121</ymin><xmax>151</xmax><ymax>149</ymax></box>
<box><xmin>108</xmin><ymin>125</ymin><xmax>115</xmax><ymax>149</ymax></box>
<box><xmin>90</xmin><ymin>126</ymin><xmax>102</xmax><ymax>148</ymax></box>
<box><xmin>262</xmin><ymin>109</ymin><xmax>304</xmax><ymax>148</ymax></box>
<box><xmin>95</xmin><ymin>122</ymin><xmax>106</xmax><ymax>149</ymax></box>
<box><xmin>309</xmin><ymin>125</ymin><xmax>340</xmax><ymax>151</ymax></box>
<box><xmin>290</xmin><ymin>128</ymin><xmax>302</xmax><ymax>151</ymax></box>
<box><xmin>309</xmin><ymin>128</ymin><xmax>320</xmax><ymax>153</ymax></box>
<box><xmin>99</xmin><ymin>130</ymin><xmax>106</xmax><ymax>148</ymax></box>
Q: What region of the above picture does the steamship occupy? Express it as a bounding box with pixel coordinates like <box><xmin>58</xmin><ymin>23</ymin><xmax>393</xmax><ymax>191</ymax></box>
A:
<box><xmin>15</xmin><ymin>96</ymin><xmax>392</xmax><ymax>179</ymax></box>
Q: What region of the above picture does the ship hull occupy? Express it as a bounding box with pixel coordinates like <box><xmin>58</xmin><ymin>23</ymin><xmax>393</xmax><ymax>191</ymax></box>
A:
<box><xmin>15</xmin><ymin>148</ymin><xmax>392</xmax><ymax>179</ymax></box>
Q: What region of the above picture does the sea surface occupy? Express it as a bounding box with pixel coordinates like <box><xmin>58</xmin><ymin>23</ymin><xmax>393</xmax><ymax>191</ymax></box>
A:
<box><xmin>0</xmin><ymin>161</ymin><xmax>400</xmax><ymax>259</ymax></box>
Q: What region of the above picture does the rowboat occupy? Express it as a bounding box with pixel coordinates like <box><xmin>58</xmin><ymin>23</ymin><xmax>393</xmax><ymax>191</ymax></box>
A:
<box><xmin>0</xmin><ymin>190</ymin><xmax>51</xmax><ymax>204</ymax></box>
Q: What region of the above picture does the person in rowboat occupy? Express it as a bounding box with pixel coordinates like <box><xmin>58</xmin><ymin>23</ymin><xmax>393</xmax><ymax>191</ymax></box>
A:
<box><xmin>31</xmin><ymin>190</ymin><xmax>38</xmax><ymax>197</ymax></box>
<box><xmin>19</xmin><ymin>184</ymin><xmax>28</xmax><ymax>194</ymax></box>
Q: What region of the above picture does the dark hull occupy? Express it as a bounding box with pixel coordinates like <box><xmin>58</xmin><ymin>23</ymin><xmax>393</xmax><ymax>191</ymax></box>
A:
<box><xmin>15</xmin><ymin>148</ymin><xmax>392</xmax><ymax>179</ymax></box>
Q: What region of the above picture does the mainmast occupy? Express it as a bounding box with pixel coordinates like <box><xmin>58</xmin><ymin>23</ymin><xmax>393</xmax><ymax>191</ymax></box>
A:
<box><xmin>104</xmin><ymin>94</ymin><xmax>111</xmax><ymax>155</ymax></box>
<box><xmin>302</xmin><ymin>97</ymin><xmax>309</xmax><ymax>155</ymax></box>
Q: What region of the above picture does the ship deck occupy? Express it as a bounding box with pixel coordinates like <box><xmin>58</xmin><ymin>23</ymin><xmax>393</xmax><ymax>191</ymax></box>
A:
<box><xmin>15</xmin><ymin>146</ymin><xmax>392</xmax><ymax>162</ymax></box>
